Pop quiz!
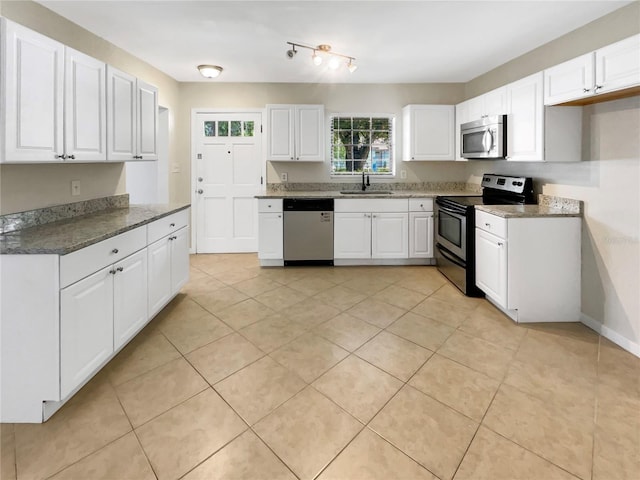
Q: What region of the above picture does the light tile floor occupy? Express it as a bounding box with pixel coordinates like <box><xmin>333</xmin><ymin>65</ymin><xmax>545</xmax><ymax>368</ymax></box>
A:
<box><xmin>2</xmin><ymin>253</ymin><xmax>639</xmax><ymax>480</ymax></box>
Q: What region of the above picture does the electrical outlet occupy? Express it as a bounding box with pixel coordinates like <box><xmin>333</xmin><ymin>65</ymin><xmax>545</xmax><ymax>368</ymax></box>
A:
<box><xmin>280</xmin><ymin>172</ymin><xmax>288</xmax><ymax>182</ymax></box>
<box><xmin>400</xmin><ymin>170</ymin><xmax>407</xmax><ymax>179</ymax></box>
<box><xmin>71</xmin><ymin>180</ymin><xmax>81</xmax><ymax>196</ymax></box>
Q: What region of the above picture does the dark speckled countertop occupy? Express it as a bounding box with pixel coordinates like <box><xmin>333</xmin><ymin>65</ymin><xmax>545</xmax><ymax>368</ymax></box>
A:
<box><xmin>0</xmin><ymin>204</ymin><xmax>190</xmax><ymax>255</ymax></box>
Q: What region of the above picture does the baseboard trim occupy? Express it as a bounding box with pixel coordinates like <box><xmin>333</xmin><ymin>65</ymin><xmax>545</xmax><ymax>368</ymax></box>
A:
<box><xmin>581</xmin><ymin>313</ymin><xmax>640</xmax><ymax>358</ymax></box>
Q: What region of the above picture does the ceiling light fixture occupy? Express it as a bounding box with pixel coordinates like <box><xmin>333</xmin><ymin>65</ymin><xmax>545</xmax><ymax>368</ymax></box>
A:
<box><xmin>197</xmin><ymin>64</ymin><xmax>223</xmax><ymax>78</ymax></box>
<box><xmin>286</xmin><ymin>41</ymin><xmax>357</xmax><ymax>73</ymax></box>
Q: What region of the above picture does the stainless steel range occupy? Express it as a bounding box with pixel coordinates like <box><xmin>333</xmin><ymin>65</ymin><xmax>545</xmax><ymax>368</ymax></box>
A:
<box><xmin>435</xmin><ymin>174</ymin><xmax>534</xmax><ymax>296</ymax></box>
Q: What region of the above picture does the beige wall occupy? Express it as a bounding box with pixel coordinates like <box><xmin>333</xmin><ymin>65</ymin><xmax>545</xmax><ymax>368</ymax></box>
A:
<box><xmin>465</xmin><ymin>2</ymin><xmax>640</xmax><ymax>98</ymax></box>
<box><xmin>0</xmin><ymin>0</ymin><xmax>181</xmax><ymax>214</ymax></box>
<box><xmin>177</xmin><ymin>83</ymin><xmax>466</xmax><ymax>203</ymax></box>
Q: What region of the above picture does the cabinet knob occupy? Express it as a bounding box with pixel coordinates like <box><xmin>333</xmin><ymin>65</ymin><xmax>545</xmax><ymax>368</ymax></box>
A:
<box><xmin>498</xmin><ymin>242</ymin><xmax>504</xmax><ymax>247</ymax></box>
<box><xmin>55</xmin><ymin>154</ymin><xmax>66</xmax><ymax>159</ymax></box>
<box><xmin>278</xmin><ymin>214</ymin><xmax>282</xmax><ymax>218</ymax></box>
<box><xmin>197</xmin><ymin>189</ymin><xmax>204</xmax><ymax>194</ymax></box>
<box><xmin>116</xmin><ymin>266</ymin><xmax>124</xmax><ymax>272</ymax></box>
<box><xmin>67</xmin><ymin>155</ymin><xmax>75</xmax><ymax>160</ymax></box>
<box><xmin>198</xmin><ymin>177</ymin><xmax>203</xmax><ymax>182</ymax></box>
<box><xmin>485</xmin><ymin>223</ymin><xmax>491</xmax><ymax>227</ymax></box>
<box><xmin>170</xmin><ymin>223</ymin><xmax>175</xmax><ymax>227</ymax></box>
<box><xmin>420</xmin><ymin>203</ymin><xmax>424</xmax><ymax>208</ymax></box>
<box><xmin>112</xmin><ymin>248</ymin><xmax>119</xmax><ymax>254</ymax></box>
<box><xmin>290</xmin><ymin>157</ymin><xmax>293</xmax><ymax>160</ymax></box>
<box><xmin>594</xmin><ymin>85</ymin><xmax>603</xmax><ymax>92</ymax></box>
<box><xmin>583</xmin><ymin>87</ymin><xmax>591</xmax><ymax>93</ymax></box>
<box><xmin>109</xmin><ymin>269</ymin><xmax>117</xmax><ymax>275</ymax></box>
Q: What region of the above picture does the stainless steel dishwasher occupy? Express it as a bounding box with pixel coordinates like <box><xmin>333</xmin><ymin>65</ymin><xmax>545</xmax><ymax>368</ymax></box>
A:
<box><xmin>283</xmin><ymin>198</ymin><xmax>334</xmax><ymax>266</ymax></box>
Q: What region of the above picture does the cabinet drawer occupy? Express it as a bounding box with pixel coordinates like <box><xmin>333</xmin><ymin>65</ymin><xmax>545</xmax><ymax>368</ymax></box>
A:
<box><xmin>60</xmin><ymin>226</ymin><xmax>146</xmax><ymax>288</ymax></box>
<box><xmin>335</xmin><ymin>198</ymin><xmax>409</xmax><ymax>213</ymax></box>
<box><xmin>476</xmin><ymin>210</ymin><xmax>507</xmax><ymax>238</ymax></box>
<box><xmin>258</xmin><ymin>199</ymin><xmax>283</xmax><ymax>213</ymax></box>
<box><xmin>409</xmin><ymin>198</ymin><xmax>434</xmax><ymax>212</ymax></box>
<box><xmin>147</xmin><ymin>209</ymin><xmax>189</xmax><ymax>244</ymax></box>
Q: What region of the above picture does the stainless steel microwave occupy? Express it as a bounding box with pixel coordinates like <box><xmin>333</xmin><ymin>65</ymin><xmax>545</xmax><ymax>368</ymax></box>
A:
<box><xmin>461</xmin><ymin>115</ymin><xmax>506</xmax><ymax>159</ymax></box>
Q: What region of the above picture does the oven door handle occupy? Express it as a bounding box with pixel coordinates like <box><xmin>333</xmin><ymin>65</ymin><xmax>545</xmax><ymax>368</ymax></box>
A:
<box><xmin>437</xmin><ymin>244</ymin><xmax>466</xmax><ymax>268</ymax></box>
<box><xmin>482</xmin><ymin>129</ymin><xmax>494</xmax><ymax>153</ymax></box>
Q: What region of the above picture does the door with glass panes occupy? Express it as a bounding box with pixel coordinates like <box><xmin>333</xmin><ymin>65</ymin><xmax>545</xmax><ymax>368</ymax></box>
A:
<box><xmin>194</xmin><ymin>113</ymin><xmax>262</xmax><ymax>252</ymax></box>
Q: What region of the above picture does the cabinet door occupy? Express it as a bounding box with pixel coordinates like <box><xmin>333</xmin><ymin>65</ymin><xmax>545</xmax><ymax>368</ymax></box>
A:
<box><xmin>137</xmin><ymin>79</ymin><xmax>158</xmax><ymax>160</ymax></box>
<box><xmin>334</xmin><ymin>212</ymin><xmax>371</xmax><ymax>259</ymax></box>
<box><xmin>295</xmin><ymin>105</ymin><xmax>324</xmax><ymax>161</ymax></box>
<box><xmin>483</xmin><ymin>86</ymin><xmax>507</xmax><ymax>116</ymax></box>
<box><xmin>404</xmin><ymin>105</ymin><xmax>455</xmax><ymax>161</ymax></box>
<box><xmin>506</xmin><ymin>72</ymin><xmax>544</xmax><ymax>161</ymax></box>
<box><xmin>106</xmin><ymin>66</ymin><xmax>137</xmax><ymax>162</ymax></box>
<box><xmin>170</xmin><ymin>227</ymin><xmax>190</xmax><ymax>294</ymax></box>
<box><xmin>266</xmin><ymin>105</ymin><xmax>295</xmax><ymax>161</ymax></box>
<box><xmin>147</xmin><ymin>237</ymin><xmax>172</xmax><ymax>318</ymax></box>
<box><xmin>113</xmin><ymin>249</ymin><xmax>148</xmax><ymax>350</ymax></box>
<box><xmin>466</xmin><ymin>96</ymin><xmax>484</xmax><ymax>122</ymax></box>
<box><xmin>544</xmin><ymin>53</ymin><xmax>594</xmax><ymax>105</ymax></box>
<box><xmin>64</xmin><ymin>47</ymin><xmax>107</xmax><ymax>162</ymax></box>
<box><xmin>409</xmin><ymin>212</ymin><xmax>433</xmax><ymax>258</ymax></box>
<box><xmin>372</xmin><ymin>213</ymin><xmax>408</xmax><ymax>259</ymax></box>
<box><xmin>595</xmin><ymin>34</ymin><xmax>640</xmax><ymax>94</ymax></box>
<box><xmin>258</xmin><ymin>212</ymin><xmax>283</xmax><ymax>259</ymax></box>
<box><xmin>475</xmin><ymin>228</ymin><xmax>508</xmax><ymax>307</ymax></box>
<box><xmin>454</xmin><ymin>101</ymin><xmax>469</xmax><ymax>161</ymax></box>
<box><xmin>1</xmin><ymin>19</ymin><xmax>64</xmax><ymax>163</ymax></box>
<box><xmin>60</xmin><ymin>266</ymin><xmax>114</xmax><ymax>398</ymax></box>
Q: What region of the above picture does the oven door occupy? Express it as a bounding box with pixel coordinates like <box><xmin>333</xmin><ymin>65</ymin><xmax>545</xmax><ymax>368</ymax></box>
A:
<box><xmin>435</xmin><ymin>203</ymin><xmax>467</xmax><ymax>260</ymax></box>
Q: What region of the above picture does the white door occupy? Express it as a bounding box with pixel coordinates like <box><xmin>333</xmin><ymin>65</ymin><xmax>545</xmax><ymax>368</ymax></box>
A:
<box><xmin>334</xmin><ymin>212</ymin><xmax>371</xmax><ymax>259</ymax></box>
<box><xmin>475</xmin><ymin>228</ymin><xmax>508</xmax><ymax>308</ymax></box>
<box><xmin>137</xmin><ymin>80</ymin><xmax>159</xmax><ymax>160</ymax></box>
<box><xmin>409</xmin><ymin>212</ymin><xmax>434</xmax><ymax>258</ymax></box>
<box><xmin>1</xmin><ymin>19</ymin><xmax>64</xmax><ymax>163</ymax></box>
<box><xmin>266</xmin><ymin>105</ymin><xmax>294</xmax><ymax>161</ymax></box>
<box><xmin>506</xmin><ymin>72</ymin><xmax>544</xmax><ymax>161</ymax></box>
<box><xmin>258</xmin><ymin>213</ymin><xmax>283</xmax><ymax>259</ymax></box>
<box><xmin>64</xmin><ymin>47</ymin><xmax>107</xmax><ymax>162</ymax></box>
<box><xmin>113</xmin><ymin>250</ymin><xmax>148</xmax><ymax>350</ymax></box>
<box><xmin>406</xmin><ymin>105</ymin><xmax>455</xmax><ymax>161</ymax></box>
<box><xmin>170</xmin><ymin>227</ymin><xmax>190</xmax><ymax>294</ymax></box>
<box><xmin>106</xmin><ymin>66</ymin><xmax>137</xmax><ymax>162</ymax></box>
<box><xmin>147</xmin><ymin>236</ymin><xmax>172</xmax><ymax>318</ymax></box>
<box><xmin>60</xmin><ymin>267</ymin><xmax>114</xmax><ymax>398</ymax></box>
<box><xmin>295</xmin><ymin>105</ymin><xmax>324</xmax><ymax>161</ymax></box>
<box><xmin>372</xmin><ymin>213</ymin><xmax>409</xmax><ymax>259</ymax></box>
<box><xmin>595</xmin><ymin>34</ymin><xmax>640</xmax><ymax>94</ymax></box>
<box><xmin>544</xmin><ymin>53</ymin><xmax>594</xmax><ymax>105</ymax></box>
<box><xmin>194</xmin><ymin>112</ymin><xmax>262</xmax><ymax>252</ymax></box>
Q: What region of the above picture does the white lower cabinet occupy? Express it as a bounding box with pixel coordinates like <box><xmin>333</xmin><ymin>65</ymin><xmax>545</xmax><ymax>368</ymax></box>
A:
<box><xmin>409</xmin><ymin>198</ymin><xmax>434</xmax><ymax>259</ymax></box>
<box><xmin>334</xmin><ymin>212</ymin><xmax>372</xmax><ymax>259</ymax></box>
<box><xmin>148</xmin><ymin>226</ymin><xmax>189</xmax><ymax>318</ymax></box>
<box><xmin>60</xmin><ymin>265</ymin><xmax>115</xmax><ymax>399</ymax></box>
<box><xmin>475</xmin><ymin>209</ymin><xmax>581</xmax><ymax>324</ymax></box>
<box><xmin>258</xmin><ymin>199</ymin><xmax>283</xmax><ymax>266</ymax></box>
<box><xmin>0</xmin><ymin>208</ymin><xmax>190</xmax><ymax>423</ymax></box>
<box><xmin>371</xmin><ymin>213</ymin><xmax>408</xmax><ymax>258</ymax></box>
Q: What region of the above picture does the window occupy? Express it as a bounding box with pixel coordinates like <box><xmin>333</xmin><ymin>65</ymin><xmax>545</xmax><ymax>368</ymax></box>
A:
<box><xmin>203</xmin><ymin>120</ymin><xmax>255</xmax><ymax>137</ymax></box>
<box><xmin>330</xmin><ymin>115</ymin><xmax>394</xmax><ymax>176</ymax></box>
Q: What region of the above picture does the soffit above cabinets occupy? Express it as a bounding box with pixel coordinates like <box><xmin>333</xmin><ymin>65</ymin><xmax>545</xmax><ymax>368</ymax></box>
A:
<box><xmin>36</xmin><ymin>0</ymin><xmax>633</xmax><ymax>83</ymax></box>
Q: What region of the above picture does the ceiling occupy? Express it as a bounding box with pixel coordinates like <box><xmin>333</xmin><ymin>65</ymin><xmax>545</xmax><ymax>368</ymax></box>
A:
<box><xmin>38</xmin><ymin>1</ymin><xmax>632</xmax><ymax>83</ymax></box>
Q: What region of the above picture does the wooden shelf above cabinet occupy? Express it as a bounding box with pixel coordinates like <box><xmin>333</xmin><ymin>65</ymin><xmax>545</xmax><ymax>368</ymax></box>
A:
<box><xmin>557</xmin><ymin>85</ymin><xmax>640</xmax><ymax>106</ymax></box>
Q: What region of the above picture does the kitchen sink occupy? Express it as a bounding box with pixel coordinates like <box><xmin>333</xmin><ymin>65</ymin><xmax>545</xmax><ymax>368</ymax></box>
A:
<box><xmin>340</xmin><ymin>191</ymin><xmax>394</xmax><ymax>195</ymax></box>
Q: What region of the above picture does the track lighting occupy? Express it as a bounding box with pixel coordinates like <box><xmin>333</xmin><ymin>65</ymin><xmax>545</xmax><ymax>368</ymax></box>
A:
<box><xmin>286</xmin><ymin>41</ymin><xmax>357</xmax><ymax>73</ymax></box>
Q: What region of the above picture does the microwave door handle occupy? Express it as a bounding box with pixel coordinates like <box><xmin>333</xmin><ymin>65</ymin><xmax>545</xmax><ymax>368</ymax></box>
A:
<box><xmin>482</xmin><ymin>130</ymin><xmax>494</xmax><ymax>153</ymax></box>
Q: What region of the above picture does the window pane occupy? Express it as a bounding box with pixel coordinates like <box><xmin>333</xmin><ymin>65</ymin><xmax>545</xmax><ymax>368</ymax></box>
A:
<box><xmin>243</xmin><ymin>121</ymin><xmax>254</xmax><ymax>136</ymax></box>
<box><xmin>353</xmin><ymin>145</ymin><xmax>370</xmax><ymax>160</ymax></box>
<box><xmin>353</xmin><ymin>118</ymin><xmax>371</xmax><ymax>130</ymax></box>
<box><xmin>372</xmin><ymin>118</ymin><xmax>390</xmax><ymax>130</ymax></box>
<box><xmin>230</xmin><ymin>121</ymin><xmax>242</xmax><ymax>136</ymax></box>
<box><xmin>354</xmin><ymin>131</ymin><xmax>371</xmax><ymax>145</ymax></box>
<box><xmin>333</xmin><ymin>145</ymin><xmax>346</xmax><ymax>160</ymax></box>
<box><xmin>204</xmin><ymin>121</ymin><xmax>215</xmax><ymax>137</ymax></box>
<box><xmin>373</xmin><ymin>132</ymin><xmax>389</xmax><ymax>144</ymax></box>
<box><xmin>218</xmin><ymin>121</ymin><xmax>229</xmax><ymax>136</ymax></box>
<box><xmin>337</xmin><ymin>117</ymin><xmax>352</xmax><ymax>130</ymax></box>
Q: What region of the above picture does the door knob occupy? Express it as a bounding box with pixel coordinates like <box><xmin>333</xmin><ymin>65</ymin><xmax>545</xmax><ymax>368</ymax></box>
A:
<box><xmin>197</xmin><ymin>189</ymin><xmax>204</xmax><ymax>194</ymax></box>
<box><xmin>198</xmin><ymin>177</ymin><xmax>203</xmax><ymax>182</ymax></box>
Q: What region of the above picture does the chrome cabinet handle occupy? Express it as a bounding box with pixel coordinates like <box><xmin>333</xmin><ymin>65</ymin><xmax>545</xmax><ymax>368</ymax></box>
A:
<box><xmin>55</xmin><ymin>154</ymin><xmax>66</xmax><ymax>159</ymax></box>
<box><xmin>485</xmin><ymin>223</ymin><xmax>491</xmax><ymax>227</ymax></box>
<box><xmin>277</xmin><ymin>214</ymin><xmax>281</xmax><ymax>218</ymax></box>
<box><xmin>116</xmin><ymin>267</ymin><xmax>124</xmax><ymax>272</ymax></box>
<box><xmin>197</xmin><ymin>177</ymin><xmax>203</xmax><ymax>182</ymax></box>
<box><xmin>170</xmin><ymin>223</ymin><xmax>175</xmax><ymax>227</ymax></box>
<box><xmin>197</xmin><ymin>189</ymin><xmax>203</xmax><ymax>194</ymax></box>
<box><xmin>583</xmin><ymin>87</ymin><xmax>591</xmax><ymax>93</ymax></box>
<box><xmin>112</xmin><ymin>248</ymin><xmax>119</xmax><ymax>254</ymax></box>
<box><xmin>498</xmin><ymin>242</ymin><xmax>504</xmax><ymax>247</ymax></box>
<box><xmin>67</xmin><ymin>155</ymin><xmax>75</xmax><ymax>160</ymax></box>
<box><xmin>594</xmin><ymin>85</ymin><xmax>603</xmax><ymax>92</ymax></box>
<box><xmin>109</xmin><ymin>269</ymin><xmax>117</xmax><ymax>275</ymax></box>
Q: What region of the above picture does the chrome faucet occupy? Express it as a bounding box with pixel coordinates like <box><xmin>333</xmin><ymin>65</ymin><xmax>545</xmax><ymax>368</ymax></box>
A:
<box><xmin>361</xmin><ymin>170</ymin><xmax>370</xmax><ymax>191</ymax></box>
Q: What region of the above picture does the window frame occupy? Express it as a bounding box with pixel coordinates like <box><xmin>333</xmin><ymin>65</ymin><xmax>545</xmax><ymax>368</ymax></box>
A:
<box><xmin>328</xmin><ymin>113</ymin><xmax>396</xmax><ymax>178</ymax></box>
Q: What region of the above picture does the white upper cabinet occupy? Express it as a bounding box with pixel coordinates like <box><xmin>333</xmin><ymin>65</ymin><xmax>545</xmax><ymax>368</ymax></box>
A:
<box><xmin>402</xmin><ymin>105</ymin><xmax>455</xmax><ymax>161</ymax></box>
<box><xmin>266</xmin><ymin>104</ymin><xmax>324</xmax><ymax>161</ymax></box>
<box><xmin>544</xmin><ymin>34</ymin><xmax>640</xmax><ymax>105</ymax></box>
<box><xmin>482</xmin><ymin>86</ymin><xmax>507</xmax><ymax>117</ymax></box>
<box><xmin>64</xmin><ymin>47</ymin><xmax>107</xmax><ymax>162</ymax></box>
<box><xmin>1</xmin><ymin>18</ymin><xmax>64</xmax><ymax>162</ymax></box>
<box><xmin>107</xmin><ymin>67</ymin><xmax>158</xmax><ymax>161</ymax></box>
<box><xmin>595</xmin><ymin>34</ymin><xmax>640</xmax><ymax>94</ymax></box>
<box><xmin>506</xmin><ymin>72</ymin><xmax>544</xmax><ymax>161</ymax></box>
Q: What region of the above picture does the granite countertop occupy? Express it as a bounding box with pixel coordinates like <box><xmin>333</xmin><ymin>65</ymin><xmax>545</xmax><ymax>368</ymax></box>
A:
<box><xmin>0</xmin><ymin>204</ymin><xmax>190</xmax><ymax>255</ymax></box>
<box><xmin>256</xmin><ymin>190</ymin><xmax>480</xmax><ymax>199</ymax></box>
<box><xmin>475</xmin><ymin>204</ymin><xmax>582</xmax><ymax>218</ymax></box>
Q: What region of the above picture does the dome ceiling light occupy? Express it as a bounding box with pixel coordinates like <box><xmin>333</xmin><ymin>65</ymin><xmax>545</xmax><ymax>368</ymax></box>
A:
<box><xmin>286</xmin><ymin>42</ymin><xmax>357</xmax><ymax>73</ymax></box>
<box><xmin>197</xmin><ymin>64</ymin><xmax>223</xmax><ymax>78</ymax></box>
